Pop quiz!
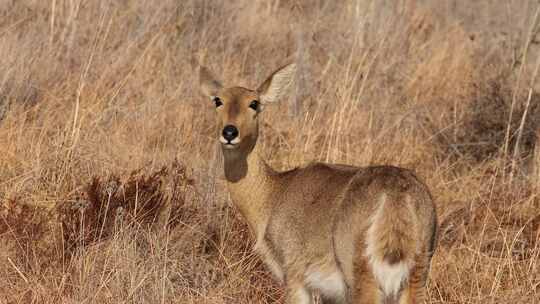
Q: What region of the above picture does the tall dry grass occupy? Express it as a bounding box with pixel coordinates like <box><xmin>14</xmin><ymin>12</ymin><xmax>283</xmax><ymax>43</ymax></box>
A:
<box><xmin>0</xmin><ymin>0</ymin><xmax>540</xmax><ymax>303</ymax></box>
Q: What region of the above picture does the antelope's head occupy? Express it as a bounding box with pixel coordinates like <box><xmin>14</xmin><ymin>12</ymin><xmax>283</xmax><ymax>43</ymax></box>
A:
<box><xmin>199</xmin><ymin>63</ymin><xmax>296</xmax><ymax>152</ymax></box>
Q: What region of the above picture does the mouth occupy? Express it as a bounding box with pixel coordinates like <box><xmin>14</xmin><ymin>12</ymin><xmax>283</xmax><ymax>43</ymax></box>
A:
<box><xmin>219</xmin><ymin>137</ymin><xmax>240</xmax><ymax>149</ymax></box>
<box><xmin>222</xmin><ymin>142</ymin><xmax>239</xmax><ymax>149</ymax></box>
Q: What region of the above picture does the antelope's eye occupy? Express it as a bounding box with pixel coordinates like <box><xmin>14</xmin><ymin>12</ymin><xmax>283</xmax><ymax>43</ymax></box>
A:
<box><xmin>249</xmin><ymin>100</ymin><xmax>259</xmax><ymax>110</ymax></box>
<box><xmin>213</xmin><ymin>97</ymin><xmax>223</xmax><ymax>107</ymax></box>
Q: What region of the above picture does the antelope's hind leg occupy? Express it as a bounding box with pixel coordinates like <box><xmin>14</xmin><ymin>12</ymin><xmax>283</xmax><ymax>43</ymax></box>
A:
<box><xmin>352</xmin><ymin>254</ymin><xmax>381</xmax><ymax>304</ymax></box>
<box><xmin>398</xmin><ymin>254</ymin><xmax>430</xmax><ymax>304</ymax></box>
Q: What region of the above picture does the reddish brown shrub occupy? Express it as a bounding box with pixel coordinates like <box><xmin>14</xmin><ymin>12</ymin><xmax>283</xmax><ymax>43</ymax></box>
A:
<box><xmin>57</xmin><ymin>160</ymin><xmax>195</xmax><ymax>255</ymax></box>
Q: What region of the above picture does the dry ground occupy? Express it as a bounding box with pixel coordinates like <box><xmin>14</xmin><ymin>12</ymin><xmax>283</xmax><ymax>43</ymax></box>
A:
<box><xmin>1</xmin><ymin>0</ymin><xmax>540</xmax><ymax>303</ymax></box>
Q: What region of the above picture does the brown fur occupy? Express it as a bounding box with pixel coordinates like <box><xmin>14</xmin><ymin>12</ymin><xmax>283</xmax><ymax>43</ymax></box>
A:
<box><xmin>199</xmin><ymin>62</ymin><xmax>438</xmax><ymax>304</ymax></box>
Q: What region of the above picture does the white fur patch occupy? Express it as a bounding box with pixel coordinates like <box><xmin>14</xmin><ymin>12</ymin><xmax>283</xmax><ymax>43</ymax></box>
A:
<box><xmin>305</xmin><ymin>270</ymin><xmax>346</xmax><ymax>299</ymax></box>
<box><xmin>370</xmin><ymin>259</ymin><xmax>410</xmax><ymax>296</ymax></box>
<box><xmin>219</xmin><ymin>136</ymin><xmax>241</xmax><ymax>145</ymax></box>
<box><xmin>365</xmin><ymin>193</ymin><xmax>411</xmax><ymax>296</ymax></box>
<box><xmin>293</xmin><ymin>287</ymin><xmax>312</xmax><ymax>304</ymax></box>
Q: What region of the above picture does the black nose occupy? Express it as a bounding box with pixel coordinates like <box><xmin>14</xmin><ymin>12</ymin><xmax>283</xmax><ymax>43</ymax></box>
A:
<box><xmin>222</xmin><ymin>125</ymin><xmax>239</xmax><ymax>142</ymax></box>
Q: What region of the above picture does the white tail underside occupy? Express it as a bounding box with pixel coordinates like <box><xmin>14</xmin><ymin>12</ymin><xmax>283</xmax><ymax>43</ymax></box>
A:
<box><xmin>365</xmin><ymin>194</ymin><xmax>412</xmax><ymax>296</ymax></box>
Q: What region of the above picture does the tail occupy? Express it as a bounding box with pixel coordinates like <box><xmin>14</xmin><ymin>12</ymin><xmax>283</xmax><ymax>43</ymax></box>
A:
<box><xmin>365</xmin><ymin>193</ymin><xmax>418</xmax><ymax>301</ymax></box>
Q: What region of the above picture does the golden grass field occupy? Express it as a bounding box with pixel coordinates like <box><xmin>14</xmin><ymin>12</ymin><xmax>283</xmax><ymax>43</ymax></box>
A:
<box><xmin>1</xmin><ymin>0</ymin><xmax>540</xmax><ymax>303</ymax></box>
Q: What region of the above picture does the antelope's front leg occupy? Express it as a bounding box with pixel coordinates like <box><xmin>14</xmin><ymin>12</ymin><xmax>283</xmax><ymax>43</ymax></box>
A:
<box><xmin>286</xmin><ymin>283</ymin><xmax>312</xmax><ymax>304</ymax></box>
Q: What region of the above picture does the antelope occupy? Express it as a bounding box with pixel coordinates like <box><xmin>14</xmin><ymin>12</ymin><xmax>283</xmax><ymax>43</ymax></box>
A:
<box><xmin>198</xmin><ymin>62</ymin><xmax>438</xmax><ymax>304</ymax></box>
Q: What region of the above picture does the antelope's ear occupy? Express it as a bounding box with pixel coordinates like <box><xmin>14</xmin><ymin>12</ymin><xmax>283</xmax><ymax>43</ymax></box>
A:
<box><xmin>257</xmin><ymin>63</ymin><xmax>296</xmax><ymax>104</ymax></box>
<box><xmin>199</xmin><ymin>65</ymin><xmax>222</xmax><ymax>98</ymax></box>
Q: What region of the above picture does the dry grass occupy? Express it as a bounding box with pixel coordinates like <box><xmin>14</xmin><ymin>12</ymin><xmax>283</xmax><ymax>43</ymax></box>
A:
<box><xmin>0</xmin><ymin>0</ymin><xmax>540</xmax><ymax>303</ymax></box>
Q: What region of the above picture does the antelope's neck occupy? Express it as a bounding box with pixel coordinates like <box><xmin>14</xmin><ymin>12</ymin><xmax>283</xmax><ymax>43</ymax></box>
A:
<box><xmin>223</xmin><ymin>143</ymin><xmax>275</xmax><ymax>238</ymax></box>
